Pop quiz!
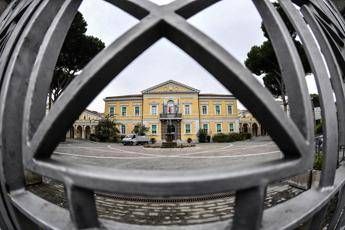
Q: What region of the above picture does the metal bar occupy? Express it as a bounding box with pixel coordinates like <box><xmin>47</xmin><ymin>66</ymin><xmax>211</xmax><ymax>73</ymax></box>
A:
<box><xmin>10</xmin><ymin>190</ymin><xmax>75</xmax><ymax>229</ymax></box>
<box><xmin>252</xmin><ymin>0</ymin><xmax>314</xmax><ymax>143</ymax></box>
<box><xmin>262</xmin><ymin>166</ymin><xmax>345</xmax><ymax>230</ymax></box>
<box><xmin>27</xmin><ymin>15</ymin><xmax>161</xmax><ymax>160</ymax></box>
<box><xmin>0</xmin><ymin>0</ymin><xmax>66</xmax><ymax>229</ymax></box>
<box><xmin>301</xmin><ymin>4</ymin><xmax>345</xmax><ymax>148</ymax></box>
<box><xmin>309</xmin><ymin>205</ymin><xmax>328</xmax><ymax>229</ymax></box>
<box><xmin>232</xmin><ymin>186</ymin><xmax>266</xmax><ymax>230</ymax></box>
<box><xmin>0</xmin><ymin>1</ymin><xmax>42</xmax><ymax>229</ymax></box>
<box><xmin>279</xmin><ymin>0</ymin><xmax>339</xmax><ymax>187</ymax></box>
<box><xmin>104</xmin><ymin>0</ymin><xmax>154</xmax><ymax>20</ymax></box>
<box><xmin>11</xmin><ymin>190</ymin><xmax>231</xmax><ymax>230</ymax></box>
<box><xmin>0</xmin><ymin>0</ymin><xmax>63</xmax><ymax>190</ymax></box>
<box><xmin>25</xmin><ymin>158</ymin><xmax>300</xmax><ymax>197</ymax></box>
<box><xmin>329</xmin><ymin>185</ymin><xmax>345</xmax><ymax>229</ymax></box>
<box><xmin>169</xmin><ymin>0</ymin><xmax>222</xmax><ymax>19</ymax></box>
<box><xmin>22</xmin><ymin>0</ymin><xmax>82</xmax><ymax>165</ymax></box>
<box><xmin>163</xmin><ymin>15</ymin><xmax>309</xmax><ymax>160</ymax></box>
<box><xmin>0</xmin><ymin>0</ymin><xmax>344</xmax><ymax>229</ymax></box>
<box><xmin>65</xmin><ymin>182</ymin><xmax>99</xmax><ymax>229</ymax></box>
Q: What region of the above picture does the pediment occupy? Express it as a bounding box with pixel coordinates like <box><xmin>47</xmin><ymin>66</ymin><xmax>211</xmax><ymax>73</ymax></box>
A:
<box><xmin>142</xmin><ymin>80</ymin><xmax>200</xmax><ymax>94</ymax></box>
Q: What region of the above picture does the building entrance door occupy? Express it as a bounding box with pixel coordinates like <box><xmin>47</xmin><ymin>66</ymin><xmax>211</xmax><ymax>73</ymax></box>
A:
<box><xmin>161</xmin><ymin>120</ymin><xmax>181</xmax><ymax>141</ymax></box>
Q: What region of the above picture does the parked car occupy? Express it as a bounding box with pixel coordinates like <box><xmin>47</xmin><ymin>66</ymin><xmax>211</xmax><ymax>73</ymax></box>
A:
<box><xmin>122</xmin><ymin>134</ymin><xmax>149</xmax><ymax>145</ymax></box>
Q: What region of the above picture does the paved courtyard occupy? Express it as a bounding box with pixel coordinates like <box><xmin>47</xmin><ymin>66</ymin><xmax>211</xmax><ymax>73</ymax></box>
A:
<box><xmin>52</xmin><ymin>136</ymin><xmax>283</xmax><ymax>170</ymax></box>
<box><xmin>26</xmin><ymin>137</ymin><xmax>304</xmax><ymax>225</ymax></box>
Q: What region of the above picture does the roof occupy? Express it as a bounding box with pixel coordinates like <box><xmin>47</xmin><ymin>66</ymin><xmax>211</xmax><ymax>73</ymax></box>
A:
<box><xmin>84</xmin><ymin>109</ymin><xmax>103</xmax><ymax>117</ymax></box>
<box><xmin>199</xmin><ymin>93</ymin><xmax>234</xmax><ymax>98</ymax></box>
<box><xmin>103</xmin><ymin>81</ymin><xmax>234</xmax><ymax>100</ymax></box>
<box><xmin>104</xmin><ymin>94</ymin><xmax>142</xmax><ymax>101</ymax></box>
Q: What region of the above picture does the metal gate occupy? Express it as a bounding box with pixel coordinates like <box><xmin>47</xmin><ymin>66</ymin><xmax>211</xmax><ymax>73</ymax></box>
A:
<box><xmin>0</xmin><ymin>0</ymin><xmax>345</xmax><ymax>229</ymax></box>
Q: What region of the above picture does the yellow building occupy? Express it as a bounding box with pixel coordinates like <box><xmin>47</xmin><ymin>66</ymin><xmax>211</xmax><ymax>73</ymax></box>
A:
<box><xmin>239</xmin><ymin>110</ymin><xmax>267</xmax><ymax>137</ymax></box>
<box><xmin>67</xmin><ymin>109</ymin><xmax>103</xmax><ymax>139</ymax></box>
<box><xmin>104</xmin><ymin>80</ymin><xmax>240</xmax><ymax>142</ymax></box>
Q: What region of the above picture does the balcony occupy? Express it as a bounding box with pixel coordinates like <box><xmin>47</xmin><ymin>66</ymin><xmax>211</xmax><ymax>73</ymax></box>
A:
<box><xmin>159</xmin><ymin>113</ymin><xmax>182</xmax><ymax>120</ymax></box>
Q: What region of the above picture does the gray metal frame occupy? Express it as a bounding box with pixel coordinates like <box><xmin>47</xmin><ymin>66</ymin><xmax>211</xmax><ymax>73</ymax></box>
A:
<box><xmin>0</xmin><ymin>0</ymin><xmax>344</xmax><ymax>229</ymax></box>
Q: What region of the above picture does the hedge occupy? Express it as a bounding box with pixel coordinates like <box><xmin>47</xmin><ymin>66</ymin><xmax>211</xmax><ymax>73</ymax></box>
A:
<box><xmin>213</xmin><ymin>133</ymin><xmax>252</xmax><ymax>143</ymax></box>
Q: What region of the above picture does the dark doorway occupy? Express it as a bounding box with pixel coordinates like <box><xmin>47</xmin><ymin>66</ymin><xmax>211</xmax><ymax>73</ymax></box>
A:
<box><xmin>85</xmin><ymin>126</ymin><xmax>91</xmax><ymax>139</ymax></box>
<box><xmin>243</xmin><ymin>123</ymin><xmax>249</xmax><ymax>133</ymax></box>
<box><xmin>252</xmin><ymin>123</ymin><xmax>258</xmax><ymax>136</ymax></box>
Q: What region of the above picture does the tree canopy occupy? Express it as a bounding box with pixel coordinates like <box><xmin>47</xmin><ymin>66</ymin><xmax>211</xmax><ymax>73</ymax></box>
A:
<box><xmin>132</xmin><ymin>124</ymin><xmax>149</xmax><ymax>136</ymax></box>
<box><xmin>244</xmin><ymin>3</ymin><xmax>310</xmax><ymax>111</ymax></box>
<box><xmin>49</xmin><ymin>12</ymin><xmax>105</xmax><ymax>108</ymax></box>
<box><xmin>94</xmin><ymin>117</ymin><xmax>119</xmax><ymax>142</ymax></box>
<box><xmin>310</xmin><ymin>94</ymin><xmax>320</xmax><ymax>108</ymax></box>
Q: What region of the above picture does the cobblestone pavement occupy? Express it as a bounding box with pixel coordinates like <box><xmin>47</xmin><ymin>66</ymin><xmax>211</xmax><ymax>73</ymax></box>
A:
<box><xmin>28</xmin><ymin>181</ymin><xmax>303</xmax><ymax>225</ymax></box>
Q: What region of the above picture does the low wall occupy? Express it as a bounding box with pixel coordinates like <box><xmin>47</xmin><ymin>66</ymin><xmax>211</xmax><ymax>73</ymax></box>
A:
<box><xmin>287</xmin><ymin>170</ymin><xmax>321</xmax><ymax>190</ymax></box>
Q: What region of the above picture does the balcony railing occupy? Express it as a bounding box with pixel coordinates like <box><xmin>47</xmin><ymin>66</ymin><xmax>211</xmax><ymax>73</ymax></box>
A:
<box><xmin>159</xmin><ymin>113</ymin><xmax>182</xmax><ymax>120</ymax></box>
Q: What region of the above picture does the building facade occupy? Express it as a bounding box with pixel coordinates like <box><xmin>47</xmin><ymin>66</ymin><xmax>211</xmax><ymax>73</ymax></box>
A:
<box><xmin>239</xmin><ymin>110</ymin><xmax>267</xmax><ymax>137</ymax></box>
<box><xmin>66</xmin><ymin>109</ymin><xmax>103</xmax><ymax>139</ymax></box>
<box><xmin>104</xmin><ymin>80</ymin><xmax>240</xmax><ymax>142</ymax></box>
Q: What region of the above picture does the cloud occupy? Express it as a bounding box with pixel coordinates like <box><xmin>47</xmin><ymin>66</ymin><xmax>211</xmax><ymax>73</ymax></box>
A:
<box><xmin>78</xmin><ymin>0</ymin><xmax>317</xmax><ymax>112</ymax></box>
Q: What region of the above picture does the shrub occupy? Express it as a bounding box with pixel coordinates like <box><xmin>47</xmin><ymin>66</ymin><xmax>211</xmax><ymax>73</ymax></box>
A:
<box><xmin>197</xmin><ymin>129</ymin><xmax>208</xmax><ymax>143</ymax></box>
<box><xmin>213</xmin><ymin>133</ymin><xmax>252</xmax><ymax>143</ymax></box>
<box><xmin>89</xmin><ymin>134</ymin><xmax>99</xmax><ymax>142</ymax></box>
<box><xmin>187</xmin><ymin>138</ymin><xmax>193</xmax><ymax>143</ymax></box>
<box><xmin>150</xmin><ymin>138</ymin><xmax>156</xmax><ymax>144</ymax></box>
<box><xmin>212</xmin><ymin>133</ymin><xmax>229</xmax><ymax>143</ymax></box>
<box><xmin>119</xmin><ymin>134</ymin><xmax>126</xmax><ymax>141</ymax></box>
<box><xmin>314</xmin><ymin>152</ymin><xmax>323</xmax><ymax>170</ymax></box>
<box><xmin>94</xmin><ymin>118</ymin><xmax>119</xmax><ymax>142</ymax></box>
<box><xmin>228</xmin><ymin>133</ymin><xmax>242</xmax><ymax>142</ymax></box>
<box><xmin>315</xmin><ymin>122</ymin><xmax>323</xmax><ymax>135</ymax></box>
<box><xmin>241</xmin><ymin>133</ymin><xmax>252</xmax><ymax>140</ymax></box>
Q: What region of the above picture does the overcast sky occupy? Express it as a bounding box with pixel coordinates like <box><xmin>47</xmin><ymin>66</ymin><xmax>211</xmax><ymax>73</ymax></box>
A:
<box><xmin>78</xmin><ymin>0</ymin><xmax>318</xmax><ymax>112</ymax></box>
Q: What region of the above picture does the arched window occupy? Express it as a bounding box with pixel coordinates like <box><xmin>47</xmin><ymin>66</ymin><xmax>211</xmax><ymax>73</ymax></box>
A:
<box><xmin>167</xmin><ymin>100</ymin><xmax>175</xmax><ymax>114</ymax></box>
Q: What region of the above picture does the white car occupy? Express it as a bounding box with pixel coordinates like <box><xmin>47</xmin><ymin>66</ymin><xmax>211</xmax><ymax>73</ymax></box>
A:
<box><xmin>122</xmin><ymin>134</ymin><xmax>149</xmax><ymax>145</ymax></box>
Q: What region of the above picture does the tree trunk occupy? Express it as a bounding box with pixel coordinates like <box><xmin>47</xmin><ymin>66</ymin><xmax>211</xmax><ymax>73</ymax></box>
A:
<box><xmin>48</xmin><ymin>91</ymin><xmax>52</xmax><ymax>110</ymax></box>
<box><xmin>282</xmin><ymin>95</ymin><xmax>288</xmax><ymax>113</ymax></box>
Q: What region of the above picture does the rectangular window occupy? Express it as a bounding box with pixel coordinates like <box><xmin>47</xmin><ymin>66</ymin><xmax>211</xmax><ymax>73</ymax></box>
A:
<box><xmin>109</xmin><ymin>106</ymin><xmax>114</xmax><ymax>116</ymax></box>
<box><xmin>228</xmin><ymin>105</ymin><xmax>233</xmax><ymax>115</ymax></box>
<box><xmin>151</xmin><ymin>124</ymin><xmax>157</xmax><ymax>134</ymax></box>
<box><xmin>203</xmin><ymin>124</ymin><xmax>208</xmax><ymax>133</ymax></box>
<box><xmin>184</xmin><ymin>104</ymin><xmax>191</xmax><ymax>115</ymax></box>
<box><xmin>135</xmin><ymin>106</ymin><xmax>140</xmax><ymax>116</ymax></box>
<box><xmin>215</xmin><ymin>105</ymin><xmax>221</xmax><ymax>115</ymax></box>
<box><xmin>202</xmin><ymin>105</ymin><xmax>208</xmax><ymax>115</ymax></box>
<box><xmin>185</xmin><ymin>124</ymin><xmax>191</xmax><ymax>134</ymax></box>
<box><xmin>216</xmin><ymin>123</ymin><xmax>222</xmax><ymax>133</ymax></box>
<box><xmin>229</xmin><ymin>123</ymin><xmax>234</xmax><ymax>132</ymax></box>
<box><xmin>151</xmin><ymin>105</ymin><xmax>157</xmax><ymax>115</ymax></box>
<box><xmin>121</xmin><ymin>106</ymin><xmax>127</xmax><ymax>116</ymax></box>
<box><xmin>121</xmin><ymin>125</ymin><xmax>126</xmax><ymax>134</ymax></box>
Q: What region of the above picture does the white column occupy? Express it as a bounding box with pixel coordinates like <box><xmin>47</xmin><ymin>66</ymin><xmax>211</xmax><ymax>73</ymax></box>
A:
<box><xmin>235</xmin><ymin>119</ymin><xmax>240</xmax><ymax>133</ymax></box>
<box><xmin>82</xmin><ymin>126</ymin><xmax>86</xmax><ymax>139</ymax></box>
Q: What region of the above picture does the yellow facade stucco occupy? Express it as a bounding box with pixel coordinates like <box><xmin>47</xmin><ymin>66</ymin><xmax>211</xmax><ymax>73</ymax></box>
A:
<box><xmin>103</xmin><ymin>80</ymin><xmax>240</xmax><ymax>142</ymax></box>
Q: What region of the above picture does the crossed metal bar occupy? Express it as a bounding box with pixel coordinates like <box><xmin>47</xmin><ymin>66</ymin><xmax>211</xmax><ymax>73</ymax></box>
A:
<box><xmin>0</xmin><ymin>0</ymin><xmax>344</xmax><ymax>229</ymax></box>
